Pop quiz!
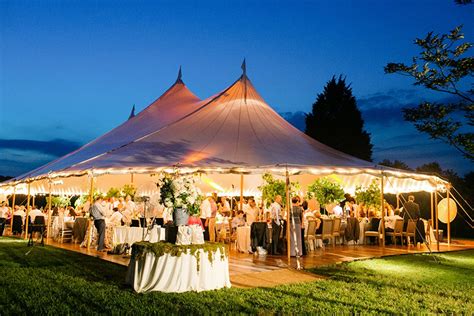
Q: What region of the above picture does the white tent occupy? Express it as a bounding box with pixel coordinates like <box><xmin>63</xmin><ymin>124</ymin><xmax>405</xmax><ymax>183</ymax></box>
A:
<box><xmin>0</xmin><ymin>72</ymin><xmax>448</xmax><ymax>196</ymax></box>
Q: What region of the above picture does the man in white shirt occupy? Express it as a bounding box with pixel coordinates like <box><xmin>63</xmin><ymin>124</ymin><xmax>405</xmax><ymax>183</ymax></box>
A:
<box><xmin>270</xmin><ymin>195</ymin><xmax>282</xmax><ymax>255</ymax></box>
<box><xmin>14</xmin><ymin>206</ymin><xmax>26</xmax><ymax>223</ymax></box>
<box><xmin>108</xmin><ymin>207</ymin><xmax>123</xmax><ymax>226</ymax></box>
<box><xmin>200</xmin><ymin>197</ymin><xmax>212</xmax><ymax>240</ymax></box>
<box><xmin>29</xmin><ymin>205</ymin><xmax>44</xmax><ymax>223</ymax></box>
<box><xmin>244</xmin><ymin>198</ymin><xmax>259</xmax><ymax>225</ymax></box>
<box><xmin>0</xmin><ymin>202</ymin><xmax>8</xmax><ymax>236</ymax></box>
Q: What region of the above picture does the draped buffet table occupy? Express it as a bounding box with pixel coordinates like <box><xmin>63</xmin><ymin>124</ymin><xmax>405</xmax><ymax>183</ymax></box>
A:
<box><xmin>126</xmin><ymin>241</ymin><xmax>231</xmax><ymax>293</ymax></box>
<box><xmin>113</xmin><ymin>226</ymin><xmax>165</xmax><ymax>246</ymax></box>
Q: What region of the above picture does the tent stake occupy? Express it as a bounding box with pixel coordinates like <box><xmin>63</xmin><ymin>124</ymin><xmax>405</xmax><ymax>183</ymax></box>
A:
<box><xmin>9</xmin><ymin>188</ymin><xmax>16</xmax><ymax>234</ymax></box>
<box><xmin>24</xmin><ymin>183</ymin><xmax>31</xmax><ymax>240</ymax></box>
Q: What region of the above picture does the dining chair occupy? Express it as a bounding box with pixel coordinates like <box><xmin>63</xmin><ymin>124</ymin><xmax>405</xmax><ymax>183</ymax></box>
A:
<box><xmin>364</xmin><ymin>219</ymin><xmax>384</xmax><ymax>246</ymax></box>
<box><xmin>305</xmin><ymin>220</ymin><xmax>317</xmax><ymax>252</ymax></box>
<box><xmin>386</xmin><ymin>219</ymin><xmax>404</xmax><ymax>246</ymax></box>
<box><xmin>316</xmin><ymin>219</ymin><xmax>333</xmax><ymax>247</ymax></box>
<box><xmin>404</xmin><ymin>219</ymin><xmax>417</xmax><ymax>246</ymax></box>
<box><xmin>59</xmin><ymin>218</ymin><xmax>73</xmax><ymax>243</ymax></box>
<box><xmin>332</xmin><ymin>217</ymin><xmax>342</xmax><ymax>246</ymax></box>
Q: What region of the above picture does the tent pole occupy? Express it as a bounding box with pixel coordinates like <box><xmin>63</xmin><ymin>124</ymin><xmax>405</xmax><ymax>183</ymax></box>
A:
<box><xmin>46</xmin><ymin>181</ymin><xmax>52</xmax><ymax>240</ymax></box>
<box><xmin>430</xmin><ymin>191</ymin><xmax>434</xmax><ymax>244</ymax></box>
<box><xmin>87</xmin><ymin>176</ymin><xmax>94</xmax><ymax>249</ymax></box>
<box><xmin>131</xmin><ymin>173</ymin><xmax>134</xmax><ymax>184</ymax></box>
<box><xmin>447</xmin><ymin>184</ymin><xmax>451</xmax><ymax>245</ymax></box>
<box><xmin>10</xmin><ymin>188</ymin><xmax>16</xmax><ymax>234</ymax></box>
<box><xmin>32</xmin><ymin>195</ymin><xmax>35</xmax><ymax>209</ymax></box>
<box><xmin>285</xmin><ymin>169</ymin><xmax>291</xmax><ymax>264</ymax></box>
<box><xmin>239</xmin><ymin>174</ymin><xmax>244</xmax><ymax>211</ymax></box>
<box><xmin>24</xmin><ymin>183</ymin><xmax>31</xmax><ymax>240</ymax></box>
<box><xmin>396</xmin><ymin>193</ymin><xmax>400</xmax><ymax>210</ymax></box>
<box><xmin>380</xmin><ymin>175</ymin><xmax>385</xmax><ymax>247</ymax></box>
<box><xmin>434</xmin><ymin>188</ymin><xmax>439</xmax><ymax>251</ymax></box>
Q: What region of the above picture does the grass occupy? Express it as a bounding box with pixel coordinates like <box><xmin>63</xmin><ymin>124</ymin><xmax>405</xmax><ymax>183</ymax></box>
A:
<box><xmin>1</xmin><ymin>237</ymin><xmax>473</xmax><ymax>315</ymax></box>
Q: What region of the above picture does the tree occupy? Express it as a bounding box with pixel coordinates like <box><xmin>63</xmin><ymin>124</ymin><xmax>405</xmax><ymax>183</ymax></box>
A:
<box><xmin>379</xmin><ymin>159</ymin><xmax>413</xmax><ymax>171</ymax></box>
<box><xmin>385</xmin><ymin>26</ymin><xmax>474</xmax><ymax>161</ymax></box>
<box><xmin>305</xmin><ymin>76</ymin><xmax>373</xmax><ymax>161</ymax></box>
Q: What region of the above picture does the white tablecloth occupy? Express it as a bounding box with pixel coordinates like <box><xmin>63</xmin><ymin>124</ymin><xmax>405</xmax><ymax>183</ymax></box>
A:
<box><xmin>113</xmin><ymin>226</ymin><xmax>165</xmax><ymax>246</ymax></box>
<box><xmin>236</xmin><ymin>226</ymin><xmax>251</xmax><ymax>253</ymax></box>
<box><xmin>126</xmin><ymin>248</ymin><xmax>231</xmax><ymax>293</ymax></box>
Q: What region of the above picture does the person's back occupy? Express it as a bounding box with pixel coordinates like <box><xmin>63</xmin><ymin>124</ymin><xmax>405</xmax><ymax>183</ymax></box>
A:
<box><xmin>291</xmin><ymin>205</ymin><xmax>302</xmax><ymax>224</ymax></box>
<box><xmin>404</xmin><ymin>196</ymin><xmax>420</xmax><ymax>221</ymax></box>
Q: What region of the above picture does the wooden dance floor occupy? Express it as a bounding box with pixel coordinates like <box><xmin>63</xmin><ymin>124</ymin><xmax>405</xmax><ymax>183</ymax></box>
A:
<box><xmin>38</xmin><ymin>237</ymin><xmax>474</xmax><ymax>288</ymax></box>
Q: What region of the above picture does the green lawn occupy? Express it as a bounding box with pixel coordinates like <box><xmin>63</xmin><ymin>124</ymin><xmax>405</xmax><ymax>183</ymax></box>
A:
<box><xmin>1</xmin><ymin>237</ymin><xmax>473</xmax><ymax>315</ymax></box>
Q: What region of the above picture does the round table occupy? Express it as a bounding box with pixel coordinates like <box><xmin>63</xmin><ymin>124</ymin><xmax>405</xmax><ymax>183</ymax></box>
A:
<box><xmin>236</xmin><ymin>226</ymin><xmax>251</xmax><ymax>253</ymax></box>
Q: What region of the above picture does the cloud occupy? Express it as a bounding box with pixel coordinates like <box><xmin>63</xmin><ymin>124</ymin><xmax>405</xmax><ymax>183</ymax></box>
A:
<box><xmin>0</xmin><ymin>138</ymin><xmax>81</xmax><ymax>157</ymax></box>
<box><xmin>279</xmin><ymin>111</ymin><xmax>306</xmax><ymax>131</ymax></box>
<box><xmin>0</xmin><ymin>138</ymin><xmax>82</xmax><ymax>176</ymax></box>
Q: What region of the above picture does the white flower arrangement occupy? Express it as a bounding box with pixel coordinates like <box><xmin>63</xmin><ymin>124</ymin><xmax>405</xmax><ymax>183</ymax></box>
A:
<box><xmin>156</xmin><ymin>173</ymin><xmax>203</xmax><ymax>216</ymax></box>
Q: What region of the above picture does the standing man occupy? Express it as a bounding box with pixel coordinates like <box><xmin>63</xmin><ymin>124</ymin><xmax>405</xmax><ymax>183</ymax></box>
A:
<box><xmin>200</xmin><ymin>196</ymin><xmax>212</xmax><ymax>241</ymax></box>
<box><xmin>402</xmin><ymin>195</ymin><xmax>420</xmax><ymax>223</ymax></box>
<box><xmin>90</xmin><ymin>196</ymin><xmax>107</xmax><ymax>252</ymax></box>
<box><xmin>0</xmin><ymin>202</ymin><xmax>8</xmax><ymax>236</ymax></box>
<box><xmin>270</xmin><ymin>195</ymin><xmax>283</xmax><ymax>255</ymax></box>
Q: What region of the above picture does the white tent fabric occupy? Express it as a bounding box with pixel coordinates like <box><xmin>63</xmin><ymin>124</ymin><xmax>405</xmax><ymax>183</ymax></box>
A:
<box><xmin>67</xmin><ymin>76</ymin><xmax>381</xmax><ymax>171</ymax></box>
<box><xmin>0</xmin><ymin>74</ymin><xmax>448</xmax><ymax>194</ymax></box>
<box><xmin>13</xmin><ymin>77</ymin><xmax>201</xmax><ymax>181</ymax></box>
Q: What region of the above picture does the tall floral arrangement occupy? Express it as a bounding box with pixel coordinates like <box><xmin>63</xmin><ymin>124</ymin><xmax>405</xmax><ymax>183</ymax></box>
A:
<box><xmin>355</xmin><ymin>180</ymin><xmax>381</xmax><ymax>209</ymax></box>
<box><xmin>156</xmin><ymin>174</ymin><xmax>203</xmax><ymax>215</ymax></box>
<box><xmin>307</xmin><ymin>177</ymin><xmax>345</xmax><ymax>206</ymax></box>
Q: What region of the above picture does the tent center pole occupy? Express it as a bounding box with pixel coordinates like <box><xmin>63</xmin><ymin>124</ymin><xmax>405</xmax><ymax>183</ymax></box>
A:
<box><xmin>285</xmin><ymin>170</ymin><xmax>291</xmax><ymax>265</ymax></box>
<box><xmin>87</xmin><ymin>176</ymin><xmax>94</xmax><ymax>249</ymax></box>
<box><xmin>380</xmin><ymin>175</ymin><xmax>385</xmax><ymax>247</ymax></box>
<box><xmin>430</xmin><ymin>191</ymin><xmax>434</xmax><ymax>244</ymax></box>
<box><xmin>239</xmin><ymin>174</ymin><xmax>244</xmax><ymax>211</ymax></box>
<box><xmin>447</xmin><ymin>184</ymin><xmax>451</xmax><ymax>245</ymax></box>
<box><xmin>24</xmin><ymin>183</ymin><xmax>31</xmax><ymax>240</ymax></box>
<box><xmin>434</xmin><ymin>188</ymin><xmax>439</xmax><ymax>251</ymax></box>
<box><xmin>46</xmin><ymin>181</ymin><xmax>52</xmax><ymax>240</ymax></box>
<box><xmin>9</xmin><ymin>189</ymin><xmax>16</xmax><ymax>234</ymax></box>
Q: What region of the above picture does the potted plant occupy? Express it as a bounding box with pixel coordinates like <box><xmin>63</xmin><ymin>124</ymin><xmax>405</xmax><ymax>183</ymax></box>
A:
<box><xmin>355</xmin><ymin>180</ymin><xmax>381</xmax><ymax>212</ymax></box>
<box><xmin>259</xmin><ymin>173</ymin><xmax>300</xmax><ymax>208</ymax></box>
<box><xmin>156</xmin><ymin>173</ymin><xmax>203</xmax><ymax>226</ymax></box>
<box><xmin>307</xmin><ymin>177</ymin><xmax>345</xmax><ymax>214</ymax></box>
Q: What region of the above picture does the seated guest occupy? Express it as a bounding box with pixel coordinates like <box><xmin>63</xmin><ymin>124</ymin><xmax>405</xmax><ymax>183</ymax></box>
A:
<box><xmin>385</xmin><ymin>213</ymin><xmax>403</xmax><ymax>232</ymax></box>
<box><xmin>0</xmin><ymin>202</ymin><xmax>8</xmax><ymax>236</ymax></box>
<box><xmin>231</xmin><ymin>211</ymin><xmax>246</xmax><ymax>230</ymax></box>
<box><xmin>14</xmin><ymin>206</ymin><xmax>26</xmax><ymax>223</ymax></box>
<box><xmin>109</xmin><ymin>207</ymin><xmax>123</xmax><ymax>226</ymax></box>
<box><xmin>29</xmin><ymin>205</ymin><xmax>44</xmax><ymax>223</ymax></box>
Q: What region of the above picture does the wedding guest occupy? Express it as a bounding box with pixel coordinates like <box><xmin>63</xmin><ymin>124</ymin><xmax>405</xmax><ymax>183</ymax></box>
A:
<box><xmin>29</xmin><ymin>205</ymin><xmax>44</xmax><ymax>223</ymax></box>
<box><xmin>109</xmin><ymin>207</ymin><xmax>123</xmax><ymax>226</ymax></box>
<box><xmin>200</xmin><ymin>196</ymin><xmax>212</xmax><ymax>241</ymax></box>
<box><xmin>290</xmin><ymin>197</ymin><xmax>303</xmax><ymax>257</ymax></box>
<box><xmin>218</xmin><ymin>196</ymin><xmax>231</xmax><ymax>216</ymax></box>
<box><xmin>90</xmin><ymin>196</ymin><xmax>107</xmax><ymax>251</ymax></box>
<box><xmin>0</xmin><ymin>202</ymin><xmax>8</xmax><ymax>236</ymax></box>
<box><xmin>14</xmin><ymin>205</ymin><xmax>26</xmax><ymax>223</ymax></box>
<box><xmin>244</xmin><ymin>198</ymin><xmax>259</xmax><ymax>225</ymax></box>
<box><xmin>231</xmin><ymin>210</ymin><xmax>246</xmax><ymax>229</ymax></box>
<box><xmin>270</xmin><ymin>195</ymin><xmax>283</xmax><ymax>255</ymax></box>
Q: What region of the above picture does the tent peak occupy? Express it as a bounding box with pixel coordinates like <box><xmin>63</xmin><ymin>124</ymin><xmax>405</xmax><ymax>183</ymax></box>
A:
<box><xmin>128</xmin><ymin>104</ymin><xmax>136</xmax><ymax>120</ymax></box>
<box><xmin>240</xmin><ymin>58</ymin><xmax>247</xmax><ymax>79</ymax></box>
<box><xmin>175</xmin><ymin>66</ymin><xmax>183</xmax><ymax>84</ymax></box>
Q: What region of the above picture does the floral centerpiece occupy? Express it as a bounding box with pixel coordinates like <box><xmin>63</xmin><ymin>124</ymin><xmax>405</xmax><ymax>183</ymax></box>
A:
<box><xmin>156</xmin><ymin>173</ymin><xmax>203</xmax><ymax>225</ymax></box>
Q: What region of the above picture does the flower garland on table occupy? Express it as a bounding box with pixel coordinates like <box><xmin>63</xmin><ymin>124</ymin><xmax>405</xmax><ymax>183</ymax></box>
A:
<box><xmin>156</xmin><ymin>173</ymin><xmax>203</xmax><ymax>216</ymax></box>
<box><xmin>132</xmin><ymin>241</ymin><xmax>228</xmax><ymax>272</ymax></box>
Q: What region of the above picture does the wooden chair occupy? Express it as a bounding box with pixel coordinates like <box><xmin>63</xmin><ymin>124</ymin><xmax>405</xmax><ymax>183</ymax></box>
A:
<box><xmin>364</xmin><ymin>219</ymin><xmax>384</xmax><ymax>246</ymax></box>
<box><xmin>305</xmin><ymin>220</ymin><xmax>317</xmax><ymax>252</ymax></box>
<box><xmin>315</xmin><ymin>219</ymin><xmax>333</xmax><ymax>247</ymax></box>
<box><xmin>386</xmin><ymin>219</ymin><xmax>404</xmax><ymax>246</ymax></box>
<box><xmin>332</xmin><ymin>217</ymin><xmax>342</xmax><ymax>246</ymax></box>
<box><xmin>404</xmin><ymin>220</ymin><xmax>417</xmax><ymax>246</ymax></box>
<box><xmin>59</xmin><ymin>218</ymin><xmax>73</xmax><ymax>243</ymax></box>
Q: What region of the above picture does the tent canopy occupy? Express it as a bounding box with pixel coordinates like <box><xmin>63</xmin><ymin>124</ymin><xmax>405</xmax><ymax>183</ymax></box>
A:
<box><xmin>13</xmin><ymin>74</ymin><xmax>201</xmax><ymax>181</ymax></box>
<box><xmin>0</xmin><ymin>72</ymin><xmax>448</xmax><ymax>195</ymax></box>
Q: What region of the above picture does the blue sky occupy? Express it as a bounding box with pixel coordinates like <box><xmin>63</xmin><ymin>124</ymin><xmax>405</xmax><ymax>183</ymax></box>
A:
<box><xmin>1</xmin><ymin>0</ymin><xmax>473</xmax><ymax>176</ymax></box>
